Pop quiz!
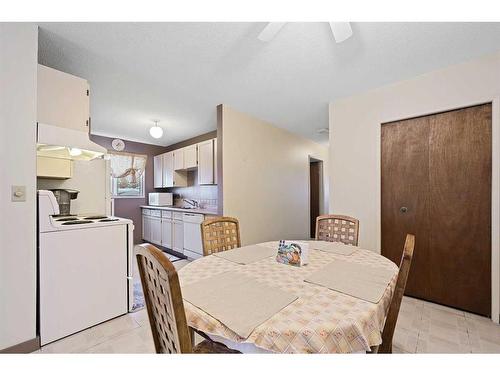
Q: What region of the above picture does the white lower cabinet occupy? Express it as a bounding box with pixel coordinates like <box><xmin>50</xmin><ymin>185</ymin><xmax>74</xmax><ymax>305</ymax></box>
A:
<box><xmin>161</xmin><ymin>218</ymin><xmax>173</xmax><ymax>249</ymax></box>
<box><xmin>142</xmin><ymin>212</ymin><xmax>151</xmax><ymax>242</ymax></box>
<box><xmin>142</xmin><ymin>208</ymin><xmax>207</xmax><ymax>257</ymax></box>
<box><xmin>173</xmin><ymin>219</ymin><xmax>184</xmax><ymax>253</ymax></box>
<box><xmin>142</xmin><ymin>208</ymin><xmax>187</xmax><ymax>255</ymax></box>
<box><xmin>150</xmin><ymin>216</ymin><xmax>162</xmax><ymax>245</ymax></box>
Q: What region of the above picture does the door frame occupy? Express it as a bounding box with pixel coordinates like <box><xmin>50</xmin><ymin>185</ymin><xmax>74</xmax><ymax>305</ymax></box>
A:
<box><xmin>377</xmin><ymin>97</ymin><xmax>500</xmax><ymax>323</ymax></box>
<box><xmin>308</xmin><ymin>156</ymin><xmax>326</xmax><ymax>239</ymax></box>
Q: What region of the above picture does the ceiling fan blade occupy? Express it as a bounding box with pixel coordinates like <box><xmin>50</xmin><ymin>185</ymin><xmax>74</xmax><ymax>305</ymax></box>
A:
<box><xmin>257</xmin><ymin>22</ymin><xmax>286</xmax><ymax>42</ymax></box>
<box><xmin>329</xmin><ymin>22</ymin><xmax>353</xmax><ymax>43</ymax></box>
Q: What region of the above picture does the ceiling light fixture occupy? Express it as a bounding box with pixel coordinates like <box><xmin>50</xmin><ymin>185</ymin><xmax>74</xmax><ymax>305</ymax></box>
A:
<box><xmin>149</xmin><ymin>120</ymin><xmax>163</xmax><ymax>139</ymax></box>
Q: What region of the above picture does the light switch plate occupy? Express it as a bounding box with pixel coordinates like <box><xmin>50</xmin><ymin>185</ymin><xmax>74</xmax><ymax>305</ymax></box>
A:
<box><xmin>11</xmin><ymin>185</ymin><xmax>26</xmax><ymax>202</ymax></box>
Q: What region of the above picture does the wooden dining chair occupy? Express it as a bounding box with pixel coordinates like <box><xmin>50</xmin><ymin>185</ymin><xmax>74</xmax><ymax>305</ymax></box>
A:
<box><xmin>135</xmin><ymin>243</ymin><xmax>240</xmax><ymax>354</ymax></box>
<box><xmin>315</xmin><ymin>214</ymin><xmax>359</xmax><ymax>246</ymax></box>
<box><xmin>371</xmin><ymin>234</ymin><xmax>415</xmax><ymax>354</ymax></box>
<box><xmin>200</xmin><ymin>216</ymin><xmax>241</xmax><ymax>256</ymax></box>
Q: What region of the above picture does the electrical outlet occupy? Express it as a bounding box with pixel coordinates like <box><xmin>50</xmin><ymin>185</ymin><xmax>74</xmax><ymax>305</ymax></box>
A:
<box><xmin>11</xmin><ymin>185</ymin><xmax>26</xmax><ymax>202</ymax></box>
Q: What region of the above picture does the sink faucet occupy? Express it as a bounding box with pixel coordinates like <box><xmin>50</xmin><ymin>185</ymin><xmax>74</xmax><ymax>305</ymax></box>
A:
<box><xmin>183</xmin><ymin>199</ymin><xmax>199</xmax><ymax>208</ymax></box>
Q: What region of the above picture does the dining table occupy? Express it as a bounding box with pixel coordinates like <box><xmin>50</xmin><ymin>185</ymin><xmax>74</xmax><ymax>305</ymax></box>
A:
<box><xmin>177</xmin><ymin>240</ymin><xmax>399</xmax><ymax>354</ymax></box>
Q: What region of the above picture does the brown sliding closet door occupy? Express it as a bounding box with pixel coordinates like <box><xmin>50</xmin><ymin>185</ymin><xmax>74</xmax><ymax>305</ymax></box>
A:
<box><xmin>381</xmin><ymin>104</ymin><xmax>492</xmax><ymax>316</ymax></box>
<box><xmin>381</xmin><ymin>117</ymin><xmax>431</xmax><ymax>300</ymax></box>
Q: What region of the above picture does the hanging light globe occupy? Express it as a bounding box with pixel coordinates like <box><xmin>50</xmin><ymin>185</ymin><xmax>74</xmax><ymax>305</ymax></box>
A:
<box><xmin>149</xmin><ymin>120</ymin><xmax>163</xmax><ymax>139</ymax></box>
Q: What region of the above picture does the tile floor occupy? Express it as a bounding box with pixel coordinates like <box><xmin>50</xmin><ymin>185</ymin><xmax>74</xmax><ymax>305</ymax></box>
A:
<box><xmin>34</xmin><ymin>295</ymin><xmax>500</xmax><ymax>354</ymax></box>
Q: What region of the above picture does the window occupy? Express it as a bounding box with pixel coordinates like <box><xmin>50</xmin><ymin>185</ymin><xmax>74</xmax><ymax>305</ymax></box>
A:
<box><xmin>109</xmin><ymin>152</ymin><xmax>147</xmax><ymax>198</ymax></box>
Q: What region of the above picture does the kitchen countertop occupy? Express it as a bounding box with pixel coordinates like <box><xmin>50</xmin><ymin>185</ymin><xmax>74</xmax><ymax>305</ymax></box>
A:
<box><xmin>140</xmin><ymin>205</ymin><xmax>218</xmax><ymax>216</ymax></box>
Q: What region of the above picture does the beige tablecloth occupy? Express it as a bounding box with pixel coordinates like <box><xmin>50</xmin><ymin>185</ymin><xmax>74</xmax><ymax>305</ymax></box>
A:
<box><xmin>178</xmin><ymin>241</ymin><xmax>398</xmax><ymax>354</ymax></box>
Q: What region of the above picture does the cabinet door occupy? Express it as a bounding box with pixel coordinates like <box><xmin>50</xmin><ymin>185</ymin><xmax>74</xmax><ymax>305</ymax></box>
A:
<box><xmin>161</xmin><ymin>219</ymin><xmax>173</xmax><ymax>249</ymax></box>
<box><xmin>150</xmin><ymin>217</ymin><xmax>162</xmax><ymax>245</ymax></box>
<box><xmin>173</xmin><ymin>220</ymin><xmax>184</xmax><ymax>253</ymax></box>
<box><xmin>153</xmin><ymin>155</ymin><xmax>163</xmax><ymax>188</ymax></box>
<box><xmin>37</xmin><ymin>64</ymin><xmax>90</xmax><ymax>133</ymax></box>
<box><xmin>173</xmin><ymin>149</ymin><xmax>184</xmax><ymax>171</ymax></box>
<box><xmin>142</xmin><ymin>215</ymin><xmax>151</xmax><ymax>241</ymax></box>
<box><xmin>162</xmin><ymin>152</ymin><xmax>174</xmax><ymax>187</ymax></box>
<box><xmin>184</xmin><ymin>144</ymin><xmax>197</xmax><ymax>169</ymax></box>
<box><xmin>198</xmin><ymin>139</ymin><xmax>214</xmax><ymax>185</ymax></box>
<box><xmin>37</xmin><ymin>156</ymin><xmax>73</xmax><ymax>179</ymax></box>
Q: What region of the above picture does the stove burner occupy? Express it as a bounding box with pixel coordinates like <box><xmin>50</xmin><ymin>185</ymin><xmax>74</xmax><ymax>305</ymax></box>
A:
<box><xmin>83</xmin><ymin>215</ymin><xmax>108</xmax><ymax>220</ymax></box>
<box><xmin>61</xmin><ymin>220</ymin><xmax>93</xmax><ymax>225</ymax></box>
<box><xmin>56</xmin><ymin>217</ymin><xmax>79</xmax><ymax>222</ymax></box>
<box><xmin>99</xmin><ymin>218</ymin><xmax>119</xmax><ymax>222</ymax></box>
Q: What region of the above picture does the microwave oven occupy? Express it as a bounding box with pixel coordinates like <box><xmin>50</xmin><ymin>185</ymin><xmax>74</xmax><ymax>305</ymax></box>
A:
<box><xmin>148</xmin><ymin>192</ymin><xmax>173</xmax><ymax>206</ymax></box>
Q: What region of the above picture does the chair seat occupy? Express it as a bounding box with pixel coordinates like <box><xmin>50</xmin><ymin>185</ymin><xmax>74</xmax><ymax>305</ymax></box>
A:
<box><xmin>192</xmin><ymin>339</ymin><xmax>241</xmax><ymax>354</ymax></box>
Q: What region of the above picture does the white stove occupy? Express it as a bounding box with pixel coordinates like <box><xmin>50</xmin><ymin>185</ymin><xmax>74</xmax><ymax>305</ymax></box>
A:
<box><xmin>39</xmin><ymin>190</ymin><xmax>132</xmax><ymax>232</ymax></box>
<box><xmin>38</xmin><ymin>190</ymin><xmax>135</xmax><ymax>345</ymax></box>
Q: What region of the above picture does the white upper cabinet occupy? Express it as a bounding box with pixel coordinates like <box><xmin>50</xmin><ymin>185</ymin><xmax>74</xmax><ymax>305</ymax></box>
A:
<box><xmin>162</xmin><ymin>151</ymin><xmax>187</xmax><ymax>188</ymax></box>
<box><xmin>153</xmin><ymin>155</ymin><xmax>163</xmax><ymax>188</ymax></box>
<box><xmin>184</xmin><ymin>144</ymin><xmax>198</xmax><ymax>170</ymax></box>
<box><xmin>152</xmin><ymin>138</ymin><xmax>216</xmax><ymax>187</ymax></box>
<box><xmin>198</xmin><ymin>139</ymin><xmax>215</xmax><ymax>185</ymax></box>
<box><xmin>37</xmin><ymin>64</ymin><xmax>90</xmax><ymax>133</ymax></box>
<box><xmin>162</xmin><ymin>152</ymin><xmax>174</xmax><ymax>187</ymax></box>
<box><xmin>173</xmin><ymin>149</ymin><xmax>184</xmax><ymax>171</ymax></box>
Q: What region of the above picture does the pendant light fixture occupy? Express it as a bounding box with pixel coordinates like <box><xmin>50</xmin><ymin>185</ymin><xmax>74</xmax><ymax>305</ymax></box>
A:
<box><xmin>149</xmin><ymin>120</ymin><xmax>163</xmax><ymax>139</ymax></box>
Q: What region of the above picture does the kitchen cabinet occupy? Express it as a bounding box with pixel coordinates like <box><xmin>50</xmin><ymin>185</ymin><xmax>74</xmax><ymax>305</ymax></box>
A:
<box><xmin>161</xmin><ymin>217</ymin><xmax>173</xmax><ymax>249</ymax></box>
<box><xmin>150</xmin><ymin>216</ymin><xmax>162</xmax><ymax>245</ymax></box>
<box><xmin>184</xmin><ymin>144</ymin><xmax>198</xmax><ymax>170</ymax></box>
<box><xmin>198</xmin><ymin>139</ymin><xmax>215</xmax><ymax>185</ymax></box>
<box><xmin>152</xmin><ymin>138</ymin><xmax>216</xmax><ymax>187</ymax></box>
<box><xmin>173</xmin><ymin>149</ymin><xmax>184</xmax><ymax>171</ymax></box>
<box><xmin>37</xmin><ymin>64</ymin><xmax>90</xmax><ymax>133</ymax></box>
<box><xmin>37</xmin><ymin>156</ymin><xmax>73</xmax><ymax>179</ymax></box>
<box><xmin>161</xmin><ymin>152</ymin><xmax>187</xmax><ymax>188</ymax></box>
<box><xmin>142</xmin><ymin>207</ymin><xmax>211</xmax><ymax>258</ymax></box>
<box><xmin>142</xmin><ymin>214</ymin><xmax>151</xmax><ymax>242</ymax></box>
<box><xmin>162</xmin><ymin>152</ymin><xmax>174</xmax><ymax>187</ymax></box>
<box><xmin>173</xmin><ymin>214</ymin><xmax>184</xmax><ymax>253</ymax></box>
<box><xmin>153</xmin><ymin>155</ymin><xmax>163</xmax><ymax>188</ymax></box>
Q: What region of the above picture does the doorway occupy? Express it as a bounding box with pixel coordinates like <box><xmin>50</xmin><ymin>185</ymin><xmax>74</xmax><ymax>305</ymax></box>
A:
<box><xmin>381</xmin><ymin>103</ymin><xmax>492</xmax><ymax>316</ymax></box>
<box><xmin>309</xmin><ymin>159</ymin><xmax>322</xmax><ymax>238</ymax></box>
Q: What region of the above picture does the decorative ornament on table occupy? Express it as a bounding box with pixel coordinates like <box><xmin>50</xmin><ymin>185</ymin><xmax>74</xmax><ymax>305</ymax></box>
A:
<box><xmin>276</xmin><ymin>240</ymin><xmax>309</xmax><ymax>267</ymax></box>
<box><xmin>111</xmin><ymin>138</ymin><xmax>125</xmax><ymax>152</ymax></box>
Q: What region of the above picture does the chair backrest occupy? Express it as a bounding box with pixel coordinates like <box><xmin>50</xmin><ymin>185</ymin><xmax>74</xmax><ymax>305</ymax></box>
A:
<box><xmin>315</xmin><ymin>214</ymin><xmax>359</xmax><ymax>246</ymax></box>
<box><xmin>378</xmin><ymin>234</ymin><xmax>415</xmax><ymax>353</ymax></box>
<box><xmin>201</xmin><ymin>216</ymin><xmax>241</xmax><ymax>256</ymax></box>
<box><xmin>135</xmin><ymin>243</ymin><xmax>192</xmax><ymax>354</ymax></box>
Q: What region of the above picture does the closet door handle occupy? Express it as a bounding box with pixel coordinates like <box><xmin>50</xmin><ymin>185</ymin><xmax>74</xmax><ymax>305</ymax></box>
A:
<box><xmin>400</xmin><ymin>206</ymin><xmax>408</xmax><ymax>213</ymax></box>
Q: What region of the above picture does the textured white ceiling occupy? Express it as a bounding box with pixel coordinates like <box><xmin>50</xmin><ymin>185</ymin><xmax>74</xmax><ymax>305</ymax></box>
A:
<box><xmin>38</xmin><ymin>22</ymin><xmax>500</xmax><ymax>146</ymax></box>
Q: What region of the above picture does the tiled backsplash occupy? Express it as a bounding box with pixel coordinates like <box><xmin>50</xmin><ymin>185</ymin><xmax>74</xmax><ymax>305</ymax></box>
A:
<box><xmin>167</xmin><ymin>170</ymin><xmax>218</xmax><ymax>209</ymax></box>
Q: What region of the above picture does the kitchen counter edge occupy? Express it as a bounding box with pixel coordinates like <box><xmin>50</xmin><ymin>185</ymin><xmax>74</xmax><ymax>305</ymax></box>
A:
<box><xmin>140</xmin><ymin>205</ymin><xmax>218</xmax><ymax>216</ymax></box>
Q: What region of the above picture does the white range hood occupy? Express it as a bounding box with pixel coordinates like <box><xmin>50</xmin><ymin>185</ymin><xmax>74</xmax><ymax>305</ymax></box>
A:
<box><xmin>37</xmin><ymin>123</ymin><xmax>107</xmax><ymax>161</ymax></box>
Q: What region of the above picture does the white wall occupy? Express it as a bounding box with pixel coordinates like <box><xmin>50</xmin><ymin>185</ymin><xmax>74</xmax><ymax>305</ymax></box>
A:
<box><xmin>329</xmin><ymin>51</ymin><xmax>500</xmax><ymax>322</ymax></box>
<box><xmin>221</xmin><ymin>105</ymin><xmax>329</xmax><ymax>245</ymax></box>
<box><xmin>0</xmin><ymin>24</ymin><xmax>38</xmax><ymax>350</ymax></box>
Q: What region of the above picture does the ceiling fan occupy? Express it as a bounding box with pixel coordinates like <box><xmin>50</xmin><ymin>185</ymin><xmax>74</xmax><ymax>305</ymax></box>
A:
<box><xmin>257</xmin><ymin>22</ymin><xmax>353</xmax><ymax>43</ymax></box>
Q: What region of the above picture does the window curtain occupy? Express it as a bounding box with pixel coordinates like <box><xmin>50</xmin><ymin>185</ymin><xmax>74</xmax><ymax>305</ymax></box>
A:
<box><xmin>109</xmin><ymin>152</ymin><xmax>147</xmax><ymax>189</ymax></box>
